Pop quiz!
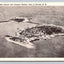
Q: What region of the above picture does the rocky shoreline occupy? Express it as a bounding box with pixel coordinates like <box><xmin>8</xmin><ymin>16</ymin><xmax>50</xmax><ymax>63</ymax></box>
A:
<box><xmin>5</xmin><ymin>24</ymin><xmax>64</xmax><ymax>43</ymax></box>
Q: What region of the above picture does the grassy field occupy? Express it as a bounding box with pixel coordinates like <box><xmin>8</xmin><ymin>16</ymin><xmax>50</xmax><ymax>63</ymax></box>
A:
<box><xmin>0</xmin><ymin>6</ymin><xmax>64</xmax><ymax>57</ymax></box>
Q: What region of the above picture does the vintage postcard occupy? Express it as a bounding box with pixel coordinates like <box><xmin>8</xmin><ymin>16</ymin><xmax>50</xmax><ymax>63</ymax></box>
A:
<box><xmin>0</xmin><ymin>2</ymin><xmax>64</xmax><ymax>61</ymax></box>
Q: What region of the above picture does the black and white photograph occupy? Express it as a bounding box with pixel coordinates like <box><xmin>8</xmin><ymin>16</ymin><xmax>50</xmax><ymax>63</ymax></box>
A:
<box><xmin>0</xmin><ymin>5</ymin><xmax>64</xmax><ymax>58</ymax></box>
